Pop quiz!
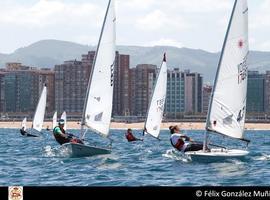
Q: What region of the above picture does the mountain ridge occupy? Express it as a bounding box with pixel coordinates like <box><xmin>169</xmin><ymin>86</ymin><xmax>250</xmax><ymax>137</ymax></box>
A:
<box><xmin>0</xmin><ymin>39</ymin><xmax>269</xmax><ymax>82</ymax></box>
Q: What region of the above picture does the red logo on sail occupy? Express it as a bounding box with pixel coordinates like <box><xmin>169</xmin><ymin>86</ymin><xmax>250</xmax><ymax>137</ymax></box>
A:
<box><xmin>238</xmin><ymin>40</ymin><xmax>244</xmax><ymax>48</ymax></box>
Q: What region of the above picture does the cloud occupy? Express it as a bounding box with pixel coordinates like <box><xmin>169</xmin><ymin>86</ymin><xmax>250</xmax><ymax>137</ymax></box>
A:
<box><xmin>135</xmin><ymin>9</ymin><xmax>190</xmax><ymax>32</ymax></box>
<box><xmin>147</xmin><ymin>38</ymin><xmax>183</xmax><ymax>48</ymax></box>
<box><xmin>0</xmin><ymin>0</ymin><xmax>102</xmax><ymax>27</ymax></box>
<box><xmin>0</xmin><ymin>0</ymin><xmax>268</xmax><ymax>53</ymax></box>
<box><xmin>119</xmin><ymin>0</ymin><xmax>155</xmax><ymax>10</ymax></box>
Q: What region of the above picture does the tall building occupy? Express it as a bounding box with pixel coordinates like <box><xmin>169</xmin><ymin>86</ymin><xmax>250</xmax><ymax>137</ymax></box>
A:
<box><xmin>184</xmin><ymin>71</ymin><xmax>203</xmax><ymax>113</ymax></box>
<box><xmin>165</xmin><ymin>68</ymin><xmax>185</xmax><ymax>119</ymax></box>
<box><xmin>2</xmin><ymin>64</ymin><xmax>55</xmax><ymax>114</ymax></box>
<box><xmin>3</xmin><ymin>72</ymin><xmax>17</xmax><ymax>112</ymax></box>
<box><xmin>55</xmin><ymin>51</ymin><xmax>130</xmax><ymax>116</ymax></box>
<box><xmin>113</xmin><ymin>53</ymin><xmax>130</xmax><ymax>116</ymax></box>
<box><xmin>247</xmin><ymin>71</ymin><xmax>265</xmax><ymax>113</ymax></box>
<box><xmin>54</xmin><ymin>59</ymin><xmax>91</xmax><ymax>114</ymax></box>
<box><xmin>38</xmin><ymin>69</ymin><xmax>55</xmax><ymax>114</ymax></box>
<box><xmin>129</xmin><ymin>64</ymin><xmax>157</xmax><ymax>116</ymax></box>
<box><xmin>264</xmin><ymin>71</ymin><xmax>270</xmax><ymax>113</ymax></box>
<box><xmin>202</xmin><ymin>84</ymin><xmax>212</xmax><ymax>114</ymax></box>
<box><xmin>0</xmin><ymin>72</ymin><xmax>5</xmax><ymax>112</ymax></box>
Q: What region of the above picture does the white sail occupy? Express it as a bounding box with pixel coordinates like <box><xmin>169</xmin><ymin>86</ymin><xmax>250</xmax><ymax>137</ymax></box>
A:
<box><xmin>82</xmin><ymin>0</ymin><xmax>115</xmax><ymax>137</ymax></box>
<box><xmin>144</xmin><ymin>54</ymin><xmax>167</xmax><ymax>138</ymax></box>
<box><xmin>52</xmin><ymin>111</ymin><xmax>57</xmax><ymax>129</ymax></box>
<box><xmin>206</xmin><ymin>0</ymin><xmax>248</xmax><ymax>139</ymax></box>
<box><xmin>32</xmin><ymin>85</ymin><xmax>47</xmax><ymax>132</ymax></box>
<box><xmin>22</xmin><ymin>117</ymin><xmax>27</xmax><ymax>130</ymax></box>
<box><xmin>61</xmin><ymin>111</ymin><xmax>67</xmax><ymax>130</ymax></box>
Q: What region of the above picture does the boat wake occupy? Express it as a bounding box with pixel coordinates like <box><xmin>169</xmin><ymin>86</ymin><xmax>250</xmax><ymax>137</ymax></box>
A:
<box><xmin>162</xmin><ymin>149</ymin><xmax>191</xmax><ymax>163</ymax></box>
<box><xmin>42</xmin><ymin>145</ymin><xmax>70</xmax><ymax>157</ymax></box>
<box><xmin>253</xmin><ymin>153</ymin><xmax>270</xmax><ymax>161</ymax></box>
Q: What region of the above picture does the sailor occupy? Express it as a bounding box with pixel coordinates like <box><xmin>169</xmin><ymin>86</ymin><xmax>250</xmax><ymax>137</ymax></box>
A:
<box><xmin>20</xmin><ymin>126</ymin><xmax>38</xmax><ymax>137</ymax></box>
<box><xmin>125</xmin><ymin>128</ymin><xmax>143</xmax><ymax>142</ymax></box>
<box><xmin>20</xmin><ymin>127</ymin><xmax>27</xmax><ymax>136</ymax></box>
<box><xmin>169</xmin><ymin>125</ymin><xmax>208</xmax><ymax>152</ymax></box>
<box><xmin>53</xmin><ymin>119</ymin><xmax>83</xmax><ymax>145</ymax></box>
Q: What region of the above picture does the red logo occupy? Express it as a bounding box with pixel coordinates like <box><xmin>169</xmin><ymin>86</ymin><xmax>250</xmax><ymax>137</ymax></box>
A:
<box><xmin>238</xmin><ymin>40</ymin><xmax>244</xmax><ymax>48</ymax></box>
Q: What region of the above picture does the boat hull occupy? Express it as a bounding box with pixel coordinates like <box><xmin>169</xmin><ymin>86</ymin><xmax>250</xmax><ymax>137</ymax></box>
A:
<box><xmin>62</xmin><ymin>143</ymin><xmax>111</xmax><ymax>158</ymax></box>
<box><xmin>185</xmin><ymin>148</ymin><xmax>249</xmax><ymax>162</ymax></box>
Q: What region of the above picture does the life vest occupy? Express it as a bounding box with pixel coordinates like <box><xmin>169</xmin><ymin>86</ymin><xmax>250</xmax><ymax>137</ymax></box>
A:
<box><xmin>53</xmin><ymin>126</ymin><xmax>69</xmax><ymax>145</ymax></box>
<box><xmin>170</xmin><ymin>136</ymin><xmax>185</xmax><ymax>151</ymax></box>
<box><xmin>126</xmin><ymin>132</ymin><xmax>136</xmax><ymax>142</ymax></box>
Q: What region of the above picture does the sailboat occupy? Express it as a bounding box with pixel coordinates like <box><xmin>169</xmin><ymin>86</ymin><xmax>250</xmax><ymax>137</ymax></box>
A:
<box><xmin>60</xmin><ymin>111</ymin><xmax>67</xmax><ymax>130</ymax></box>
<box><xmin>185</xmin><ymin>0</ymin><xmax>250</xmax><ymax>160</ymax></box>
<box><xmin>143</xmin><ymin>54</ymin><xmax>167</xmax><ymax>139</ymax></box>
<box><xmin>52</xmin><ymin>111</ymin><xmax>57</xmax><ymax>129</ymax></box>
<box><xmin>62</xmin><ymin>0</ymin><xmax>116</xmax><ymax>157</ymax></box>
<box><xmin>20</xmin><ymin>84</ymin><xmax>47</xmax><ymax>137</ymax></box>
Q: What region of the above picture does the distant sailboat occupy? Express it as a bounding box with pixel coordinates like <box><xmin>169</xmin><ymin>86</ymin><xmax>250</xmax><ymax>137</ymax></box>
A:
<box><xmin>60</xmin><ymin>111</ymin><xmax>67</xmax><ymax>130</ymax></box>
<box><xmin>143</xmin><ymin>53</ymin><xmax>167</xmax><ymax>139</ymax></box>
<box><xmin>20</xmin><ymin>84</ymin><xmax>47</xmax><ymax>137</ymax></box>
<box><xmin>22</xmin><ymin>117</ymin><xmax>27</xmax><ymax>131</ymax></box>
<box><xmin>186</xmin><ymin>0</ymin><xmax>250</xmax><ymax>160</ymax></box>
<box><xmin>52</xmin><ymin>111</ymin><xmax>57</xmax><ymax>129</ymax></box>
<box><xmin>62</xmin><ymin>0</ymin><xmax>116</xmax><ymax>157</ymax></box>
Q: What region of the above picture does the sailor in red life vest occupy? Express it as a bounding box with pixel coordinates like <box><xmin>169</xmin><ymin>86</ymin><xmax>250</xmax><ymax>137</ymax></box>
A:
<box><xmin>125</xmin><ymin>128</ymin><xmax>143</xmax><ymax>142</ymax></box>
<box><xmin>169</xmin><ymin>125</ymin><xmax>209</xmax><ymax>152</ymax></box>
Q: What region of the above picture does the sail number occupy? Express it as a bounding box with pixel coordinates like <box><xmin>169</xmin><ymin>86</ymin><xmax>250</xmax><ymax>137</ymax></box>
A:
<box><xmin>238</xmin><ymin>54</ymin><xmax>248</xmax><ymax>84</ymax></box>
<box><xmin>156</xmin><ymin>97</ymin><xmax>165</xmax><ymax>113</ymax></box>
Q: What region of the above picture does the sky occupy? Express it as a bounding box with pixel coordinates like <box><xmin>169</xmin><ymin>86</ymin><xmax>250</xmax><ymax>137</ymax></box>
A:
<box><xmin>0</xmin><ymin>0</ymin><xmax>269</xmax><ymax>54</ymax></box>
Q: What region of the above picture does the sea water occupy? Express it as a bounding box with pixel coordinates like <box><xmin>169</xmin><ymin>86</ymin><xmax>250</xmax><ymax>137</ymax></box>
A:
<box><xmin>0</xmin><ymin>128</ymin><xmax>269</xmax><ymax>186</ymax></box>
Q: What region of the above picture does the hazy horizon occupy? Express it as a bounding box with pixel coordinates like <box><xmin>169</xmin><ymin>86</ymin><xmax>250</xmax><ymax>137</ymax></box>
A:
<box><xmin>0</xmin><ymin>0</ymin><xmax>269</xmax><ymax>54</ymax></box>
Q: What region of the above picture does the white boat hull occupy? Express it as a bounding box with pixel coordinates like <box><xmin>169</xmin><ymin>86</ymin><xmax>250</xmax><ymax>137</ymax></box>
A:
<box><xmin>185</xmin><ymin>148</ymin><xmax>249</xmax><ymax>162</ymax></box>
<box><xmin>62</xmin><ymin>143</ymin><xmax>111</xmax><ymax>158</ymax></box>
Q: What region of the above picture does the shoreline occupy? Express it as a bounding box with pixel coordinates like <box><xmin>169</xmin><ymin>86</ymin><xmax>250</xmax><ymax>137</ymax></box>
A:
<box><xmin>1</xmin><ymin>121</ymin><xmax>269</xmax><ymax>130</ymax></box>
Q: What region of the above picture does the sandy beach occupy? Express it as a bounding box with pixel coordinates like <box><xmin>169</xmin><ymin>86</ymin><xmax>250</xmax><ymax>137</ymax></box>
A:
<box><xmin>1</xmin><ymin>121</ymin><xmax>269</xmax><ymax>130</ymax></box>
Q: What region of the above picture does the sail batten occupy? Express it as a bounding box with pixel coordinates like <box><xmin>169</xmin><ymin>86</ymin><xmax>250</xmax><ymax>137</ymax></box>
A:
<box><xmin>81</xmin><ymin>0</ymin><xmax>115</xmax><ymax>139</ymax></box>
<box><xmin>144</xmin><ymin>54</ymin><xmax>167</xmax><ymax>139</ymax></box>
<box><xmin>206</xmin><ymin>0</ymin><xmax>248</xmax><ymax>139</ymax></box>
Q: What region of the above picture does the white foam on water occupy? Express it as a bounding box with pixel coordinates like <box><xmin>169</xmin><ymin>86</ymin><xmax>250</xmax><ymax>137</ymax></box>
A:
<box><xmin>43</xmin><ymin>145</ymin><xmax>56</xmax><ymax>157</ymax></box>
<box><xmin>162</xmin><ymin>149</ymin><xmax>191</xmax><ymax>163</ymax></box>
<box><xmin>253</xmin><ymin>153</ymin><xmax>270</xmax><ymax>161</ymax></box>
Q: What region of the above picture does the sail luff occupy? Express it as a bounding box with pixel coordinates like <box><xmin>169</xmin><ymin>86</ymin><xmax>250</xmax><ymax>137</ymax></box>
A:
<box><xmin>206</xmin><ymin>0</ymin><xmax>248</xmax><ymax>139</ymax></box>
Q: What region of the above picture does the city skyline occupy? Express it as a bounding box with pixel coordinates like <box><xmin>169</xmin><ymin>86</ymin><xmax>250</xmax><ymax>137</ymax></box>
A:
<box><xmin>0</xmin><ymin>0</ymin><xmax>270</xmax><ymax>53</ymax></box>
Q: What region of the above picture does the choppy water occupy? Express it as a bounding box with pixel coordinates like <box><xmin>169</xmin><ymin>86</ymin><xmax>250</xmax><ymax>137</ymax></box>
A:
<box><xmin>0</xmin><ymin>128</ymin><xmax>269</xmax><ymax>186</ymax></box>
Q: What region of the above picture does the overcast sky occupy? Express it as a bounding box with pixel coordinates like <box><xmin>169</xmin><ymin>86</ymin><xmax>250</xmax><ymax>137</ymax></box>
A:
<box><xmin>0</xmin><ymin>0</ymin><xmax>269</xmax><ymax>54</ymax></box>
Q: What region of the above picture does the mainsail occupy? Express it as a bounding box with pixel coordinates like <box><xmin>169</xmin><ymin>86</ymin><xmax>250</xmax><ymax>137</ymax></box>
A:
<box><xmin>32</xmin><ymin>84</ymin><xmax>47</xmax><ymax>132</ymax></box>
<box><xmin>52</xmin><ymin>111</ymin><xmax>57</xmax><ymax>129</ymax></box>
<box><xmin>206</xmin><ymin>0</ymin><xmax>248</xmax><ymax>139</ymax></box>
<box><xmin>81</xmin><ymin>0</ymin><xmax>115</xmax><ymax>138</ymax></box>
<box><xmin>144</xmin><ymin>54</ymin><xmax>167</xmax><ymax>138</ymax></box>
<box><xmin>61</xmin><ymin>111</ymin><xmax>67</xmax><ymax>130</ymax></box>
<box><xmin>22</xmin><ymin>117</ymin><xmax>27</xmax><ymax>130</ymax></box>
